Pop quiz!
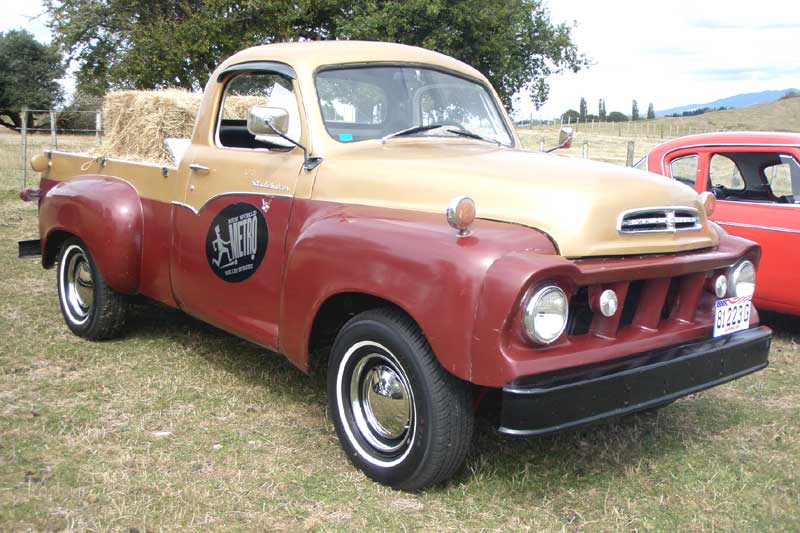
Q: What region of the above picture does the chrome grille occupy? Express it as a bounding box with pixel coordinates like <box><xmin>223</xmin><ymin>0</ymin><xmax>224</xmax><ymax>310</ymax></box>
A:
<box><xmin>617</xmin><ymin>207</ymin><xmax>701</xmax><ymax>234</ymax></box>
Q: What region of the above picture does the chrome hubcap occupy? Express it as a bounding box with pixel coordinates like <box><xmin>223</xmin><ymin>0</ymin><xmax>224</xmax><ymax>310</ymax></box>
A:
<box><xmin>61</xmin><ymin>246</ymin><xmax>94</xmax><ymax>324</ymax></box>
<box><xmin>362</xmin><ymin>364</ymin><xmax>410</xmax><ymax>439</ymax></box>
<box><xmin>349</xmin><ymin>351</ymin><xmax>414</xmax><ymax>455</ymax></box>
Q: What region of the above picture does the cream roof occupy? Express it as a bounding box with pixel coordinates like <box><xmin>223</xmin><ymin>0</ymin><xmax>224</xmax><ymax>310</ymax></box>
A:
<box><xmin>213</xmin><ymin>40</ymin><xmax>486</xmax><ymax>82</ymax></box>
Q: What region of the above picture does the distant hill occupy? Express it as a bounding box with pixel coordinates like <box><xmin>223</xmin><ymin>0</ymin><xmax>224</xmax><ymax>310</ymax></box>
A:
<box><xmin>657</xmin><ymin>89</ymin><xmax>799</xmax><ymax>117</ymax></box>
<box><xmin>649</xmin><ymin>94</ymin><xmax>800</xmax><ymax>132</ymax></box>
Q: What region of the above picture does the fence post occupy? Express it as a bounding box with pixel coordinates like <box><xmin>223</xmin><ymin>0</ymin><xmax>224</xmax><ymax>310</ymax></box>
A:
<box><xmin>626</xmin><ymin>141</ymin><xmax>635</xmax><ymax>167</ymax></box>
<box><xmin>50</xmin><ymin>110</ymin><xmax>58</xmax><ymax>149</ymax></box>
<box><xmin>582</xmin><ymin>141</ymin><xmax>589</xmax><ymax>159</ymax></box>
<box><xmin>95</xmin><ymin>111</ymin><xmax>103</xmax><ymax>146</ymax></box>
<box><xmin>20</xmin><ymin>108</ymin><xmax>28</xmax><ymax>190</ymax></box>
<box><xmin>539</xmin><ymin>138</ymin><xmax>545</xmax><ymax>152</ymax></box>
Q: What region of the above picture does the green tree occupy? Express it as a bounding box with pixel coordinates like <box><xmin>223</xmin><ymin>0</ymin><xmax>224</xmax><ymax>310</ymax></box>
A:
<box><xmin>607</xmin><ymin>111</ymin><xmax>627</xmax><ymax>122</ymax></box>
<box><xmin>45</xmin><ymin>0</ymin><xmax>588</xmax><ymax>109</ymax></box>
<box><xmin>646</xmin><ymin>102</ymin><xmax>655</xmax><ymax>119</ymax></box>
<box><xmin>598</xmin><ymin>98</ymin><xmax>606</xmax><ymax>120</ymax></box>
<box><xmin>631</xmin><ymin>99</ymin><xmax>639</xmax><ymax>121</ymax></box>
<box><xmin>0</xmin><ymin>30</ymin><xmax>64</xmax><ymax>131</ymax></box>
<box><xmin>579</xmin><ymin>97</ymin><xmax>587</xmax><ymax>121</ymax></box>
<box><xmin>561</xmin><ymin>109</ymin><xmax>579</xmax><ymax>123</ymax></box>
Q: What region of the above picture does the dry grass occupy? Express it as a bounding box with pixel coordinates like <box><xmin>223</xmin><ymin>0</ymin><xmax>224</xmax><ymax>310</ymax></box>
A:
<box><xmin>1</xmin><ymin>125</ymin><xmax>799</xmax><ymax>529</ymax></box>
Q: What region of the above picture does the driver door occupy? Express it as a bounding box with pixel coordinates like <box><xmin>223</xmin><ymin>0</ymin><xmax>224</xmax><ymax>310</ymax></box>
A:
<box><xmin>170</xmin><ymin>71</ymin><xmax>305</xmax><ymax>349</ymax></box>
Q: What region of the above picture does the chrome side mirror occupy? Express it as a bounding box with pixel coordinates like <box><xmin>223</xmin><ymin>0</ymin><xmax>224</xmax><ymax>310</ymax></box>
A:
<box><xmin>247</xmin><ymin>106</ymin><xmax>290</xmax><ymax>136</ymax></box>
<box><xmin>545</xmin><ymin>126</ymin><xmax>574</xmax><ymax>153</ymax></box>
<box><xmin>557</xmin><ymin>126</ymin><xmax>573</xmax><ymax>149</ymax></box>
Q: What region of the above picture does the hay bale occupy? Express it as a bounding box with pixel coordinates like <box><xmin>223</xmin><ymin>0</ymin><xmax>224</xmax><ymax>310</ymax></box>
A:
<box><xmin>223</xmin><ymin>95</ymin><xmax>269</xmax><ymax>119</ymax></box>
<box><xmin>97</xmin><ymin>89</ymin><xmax>274</xmax><ymax>165</ymax></box>
<box><xmin>99</xmin><ymin>89</ymin><xmax>201</xmax><ymax>165</ymax></box>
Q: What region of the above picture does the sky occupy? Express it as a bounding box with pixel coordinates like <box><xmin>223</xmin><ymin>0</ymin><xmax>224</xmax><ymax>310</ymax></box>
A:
<box><xmin>524</xmin><ymin>0</ymin><xmax>800</xmax><ymax>119</ymax></box>
<box><xmin>3</xmin><ymin>0</ymin><xmax>799</xmax><ymax>119</ymax></box>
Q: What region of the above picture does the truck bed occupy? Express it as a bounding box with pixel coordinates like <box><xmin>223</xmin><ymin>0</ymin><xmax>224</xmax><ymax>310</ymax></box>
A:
<box><xmin>43</xmin><ymin>150</ymin><xmax>178</xmax><ymax>201</ymax></box>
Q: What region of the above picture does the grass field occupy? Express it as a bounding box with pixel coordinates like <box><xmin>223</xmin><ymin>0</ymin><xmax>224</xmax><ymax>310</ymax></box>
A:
<box><xmin>1</xmin><ymin>106</ymin><xmax>799</xmax><ymax>530</ymax></box>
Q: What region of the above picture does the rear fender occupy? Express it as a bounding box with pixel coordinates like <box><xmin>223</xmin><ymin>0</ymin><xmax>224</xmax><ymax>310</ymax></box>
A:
<box><xmin>39</xmin><ymin>176</ymin><xmax>143</xmax><ymax>295</ymax></box>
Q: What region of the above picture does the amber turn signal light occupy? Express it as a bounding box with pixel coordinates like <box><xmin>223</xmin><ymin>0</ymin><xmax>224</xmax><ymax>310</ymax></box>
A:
<box><xmin>446</xmin><ymin>196</ymin><xmax>476</xmax><ymax>236</ymax></box>
<box><xmin>699</xmin><ymin>191</ymin><xmax>716</xmax><ymax>217</ymax></box>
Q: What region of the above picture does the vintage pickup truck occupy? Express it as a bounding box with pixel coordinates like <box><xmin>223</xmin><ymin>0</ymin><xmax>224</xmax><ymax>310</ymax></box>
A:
<box><xmin>20</xmin><ymin>41</ymin><xmax>771</xmax><ymax>490</ymax></box>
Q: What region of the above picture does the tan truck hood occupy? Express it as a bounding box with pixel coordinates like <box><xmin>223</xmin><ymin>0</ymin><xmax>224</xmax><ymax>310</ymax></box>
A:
<box><xmin>312</xmin><ymin>141</ymin><xmax>717</xmax><ymax>258</ymax></box>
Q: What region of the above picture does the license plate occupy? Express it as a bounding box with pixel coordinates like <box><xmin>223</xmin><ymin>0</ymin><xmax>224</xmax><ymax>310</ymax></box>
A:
<box><xmin>713</xmin><ymin>296</ymin><xmax>752</xmax><ymax>337</ymax></box>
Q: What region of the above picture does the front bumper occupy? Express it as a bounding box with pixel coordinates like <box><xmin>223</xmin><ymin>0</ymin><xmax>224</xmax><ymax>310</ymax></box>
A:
<box><xmin>499</xmin><ymin>326</ymin><xmax>771</xmax><ymax>436</ymax></box>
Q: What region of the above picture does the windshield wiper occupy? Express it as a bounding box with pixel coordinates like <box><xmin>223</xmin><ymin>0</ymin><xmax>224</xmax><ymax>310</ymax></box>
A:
<box><xmin>381</xmin><ymin>123</ymin><xmax>451</xmax><ymax>143</ymax></box>
<box><xmin>446</xmin><ymin>128</ymin><xmax>501</xmax><ymax>146</ymax></box>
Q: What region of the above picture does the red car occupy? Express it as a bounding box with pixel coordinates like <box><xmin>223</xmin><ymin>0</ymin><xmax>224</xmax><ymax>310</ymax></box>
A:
<box><xmin>639</xmin><ymin>132</ymin><xmax>800</xmax><ymax>314</ymax></box>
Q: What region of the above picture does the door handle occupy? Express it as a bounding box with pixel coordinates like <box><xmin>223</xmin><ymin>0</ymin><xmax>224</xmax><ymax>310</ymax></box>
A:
<box><xmin>189</xmin><ymin>163</ymin><xmax>209</xmax><ymax>173</ymax></box>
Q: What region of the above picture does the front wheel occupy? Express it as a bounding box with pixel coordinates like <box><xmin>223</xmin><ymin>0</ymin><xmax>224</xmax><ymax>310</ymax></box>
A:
<box><xmin>57</xmin><ymin>237</ymin><xmax>127</xmax><ymax>340</ymax></box>
<box><xmin>327</xmin><ymin>308</ymin><xmax>473</xmax><ymax>491</ymax></box>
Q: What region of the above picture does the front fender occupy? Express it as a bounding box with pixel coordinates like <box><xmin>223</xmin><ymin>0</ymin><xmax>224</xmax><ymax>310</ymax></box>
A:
<box><xmin>39</xmin><ymin>176</ymin><xmax>143</xmax><ymax>295</ymax></box>
<box><xmin>279</xmin><ymin>201</ymin><xmax>556</xmax><ymax>381</ymax></box>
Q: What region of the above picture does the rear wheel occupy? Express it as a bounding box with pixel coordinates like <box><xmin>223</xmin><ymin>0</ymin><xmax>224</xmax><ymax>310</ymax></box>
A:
<box><xmin>327</xmin><ymin>308</ymin><xmax>473</xmax><ymax>490</ymax></box>
<box><xmin>57</xmin><ymin>237</ymin><xmax>127</xmax><ymax>340</ymax></box>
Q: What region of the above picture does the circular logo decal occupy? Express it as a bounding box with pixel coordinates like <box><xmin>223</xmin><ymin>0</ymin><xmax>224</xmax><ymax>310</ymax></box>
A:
<box><xmin>205</xmin><ymin>202</ymin><xmax>268</xmax><ymax>283</ymax></box>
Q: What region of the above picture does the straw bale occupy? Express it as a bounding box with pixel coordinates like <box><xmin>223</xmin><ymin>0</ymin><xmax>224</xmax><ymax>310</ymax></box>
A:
<box><xmin>96</xmin><ymin>89</ymin><xmax>272</xmax><ymax>165</ymax></box>
<box><xmin>223</xmin><ymin>95</ymin><xmax>269</xmax><ymax>119</ymax></box>
<box><xmin>98</xmin><ymin>89</ymin><xmax>201</xmax><ymax>165</ymax></box>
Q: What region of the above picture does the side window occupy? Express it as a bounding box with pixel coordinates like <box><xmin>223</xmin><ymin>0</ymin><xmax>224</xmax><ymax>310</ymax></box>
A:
<box><xmin>763</xmin><ymin>156</ymin><xmax>795</xmax><ymax>198</ymax></box>
<box><xmin>317</xmin><ymin>78</ymin><xmax>386</xmax><ymax>142</ymax></box>
<box><xmin>217</xmin><ymin>73</ymin><xmax>300</xmax><ymax>149</ymax></box>
<box><xmin>669</xmin><ymin>155</ymin><xmax>699</xmax><ymax>187</ymax></box>
<box><xmin>709</xmin><ymin>154</ymin><xmax>745</xmax><ymax>190</ymax></box>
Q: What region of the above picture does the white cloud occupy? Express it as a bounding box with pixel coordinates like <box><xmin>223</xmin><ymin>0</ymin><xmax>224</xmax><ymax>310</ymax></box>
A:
<box><xmin>1</xmin><ymin>0</ymin><xmax>50</xmax><ymax>43</ymax></box>
<box><xmin>515</xmin><ymin>0</ymin><xmax>800</xmax><ymax>119</ymax></box>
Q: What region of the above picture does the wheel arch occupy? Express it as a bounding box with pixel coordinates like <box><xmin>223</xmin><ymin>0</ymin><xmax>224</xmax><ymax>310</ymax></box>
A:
<box><xmin>42</xmin><ymin>229</ymin><xmax>73</xmax><ymax>268</ymax></box>
<box><xmin>307</xmin><ymin>291</ymin><xmax>420</xmax><ymax>374</ymax></box>
<box><xmin>39</xmin><ymin>176</ymin><xmax>144</xmax><ymax>295</ymax></box>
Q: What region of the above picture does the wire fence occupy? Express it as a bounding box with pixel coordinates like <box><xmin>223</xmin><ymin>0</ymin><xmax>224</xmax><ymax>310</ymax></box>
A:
<box><xmin>0</xmin><ymin>109</ymin><xmax>732</xmax><ymax>193</ymax></box>
<box><xmin>0</xmin><ymin>108</ymin><xmax>102</xmax><ymax>192</ymax></box>
<box><xmin>518</xmin><ymin>118</ymin><xmax>719</xmax><ymax>139</ymax></box>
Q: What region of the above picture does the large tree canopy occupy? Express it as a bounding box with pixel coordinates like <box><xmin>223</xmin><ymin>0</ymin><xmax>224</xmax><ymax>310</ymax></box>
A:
<box><xmin>0</xmin><ymin>30</ymin><xmax>64</xmax><ymax>131</ymax></box>
<box><xmin>45</xmin><ymin>0</ymin><xmax>586</xmax><ymax>109</ymax></box>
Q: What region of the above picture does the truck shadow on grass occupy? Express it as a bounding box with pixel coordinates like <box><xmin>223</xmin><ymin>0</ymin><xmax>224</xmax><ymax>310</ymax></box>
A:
<box><xmin>124</xmin><ymin>301</ymin><xmax>750</xmax><ymax>489</ymax></box>
<box><xmin>760</xmin><ymin>310</ymin><xmax>800</xmax><ymax>339</ymax></box>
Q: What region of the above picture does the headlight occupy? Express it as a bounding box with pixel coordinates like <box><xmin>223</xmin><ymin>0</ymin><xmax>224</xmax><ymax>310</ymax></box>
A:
<box><xmin>729</xmin><ymin>260</ymin><xmax>755</xmax><ymax>297</ymax></box>
<box><xmin>522</xmin><ymin>285</ymin><xmax>568</xmax><ymax>344</ymax></box>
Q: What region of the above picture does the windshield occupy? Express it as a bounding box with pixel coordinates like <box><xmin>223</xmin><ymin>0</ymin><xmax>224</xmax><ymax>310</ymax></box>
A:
<box><xmin>315</xmin><ymin>66</ymin><xmax>513</xmax><ymax>146</ymax></box>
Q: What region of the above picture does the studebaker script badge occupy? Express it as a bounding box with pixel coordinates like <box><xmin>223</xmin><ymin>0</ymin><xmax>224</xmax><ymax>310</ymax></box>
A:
<box><xmin>252</xmin><ymin>180</ymin><xmax>289</xmax><ymax>192</ymax></box>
